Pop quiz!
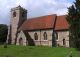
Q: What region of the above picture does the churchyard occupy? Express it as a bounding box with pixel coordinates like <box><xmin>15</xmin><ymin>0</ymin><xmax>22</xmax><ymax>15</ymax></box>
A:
<box><xmin>0</xmin><ymin>45</ymin><xmax>80</xmax><ymax>57</ymax></box>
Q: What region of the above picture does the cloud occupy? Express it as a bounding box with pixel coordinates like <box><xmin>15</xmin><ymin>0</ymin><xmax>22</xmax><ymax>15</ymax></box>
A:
<box><xmin>0</xmin><ymin>0</ymin><xmax>74</xmax><ymax>25</ymax></box>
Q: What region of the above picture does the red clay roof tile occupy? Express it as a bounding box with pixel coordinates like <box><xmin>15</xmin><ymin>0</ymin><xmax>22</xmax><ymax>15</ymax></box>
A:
<box><xmin>19</xmin><ymin>14</ymin><xmax>69</xmax><ymax>31</ymax></box>
<box><xmin>55</xmin><ymin>15</ymin><xmax>69</xmax><ymax>30</ymax></box>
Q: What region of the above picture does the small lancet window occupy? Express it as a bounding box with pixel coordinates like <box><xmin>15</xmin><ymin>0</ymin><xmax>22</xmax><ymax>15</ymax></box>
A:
<box><xmin>13</xmin><ymin>12</ymin><xmax>16</xmax><ymax>17</ymax></box>
<box><xmin>34</xmin><ymin>33</ymin><xmax>38</xmax><ymax>40</ymax></box>
<box><xmin>22</xmin><ymin>12</ymin><xmax>26</xmax><ymax>17</ymax></box>
<box><xmin>43</xmin><ymin>32</ymin><xmax>47</xmax><ymax>40</ymax></box>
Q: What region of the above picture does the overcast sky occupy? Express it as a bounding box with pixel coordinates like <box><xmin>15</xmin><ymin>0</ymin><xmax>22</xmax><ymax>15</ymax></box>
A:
<box><xmin>0</xmin><ymin>0</ymin><xmax>75</xmax><ymax>25</ymax></box>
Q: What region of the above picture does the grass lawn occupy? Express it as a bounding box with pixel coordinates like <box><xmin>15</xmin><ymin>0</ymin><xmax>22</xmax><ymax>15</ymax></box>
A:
<box><xmin>0</xmin><ymin>45</ymin><xmax>80</xmax><ymax>57</ymax></box>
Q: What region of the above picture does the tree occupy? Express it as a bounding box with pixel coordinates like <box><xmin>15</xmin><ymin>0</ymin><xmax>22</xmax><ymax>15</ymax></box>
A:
<box><xmin>67</xmin><ymin>0</ymin><xmax>80</xmax><ymax>50</ymax></box>
<box><xmin>0</xmin><ymin>24</ymin><xmax>8</xmax><ymax>44</ymax></box>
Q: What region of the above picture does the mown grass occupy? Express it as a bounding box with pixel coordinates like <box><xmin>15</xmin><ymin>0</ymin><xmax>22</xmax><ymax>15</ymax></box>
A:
<box><xmin>0</xmin><ymin>45</ymin><xmax>80</xmax><ymax>57</ymax></box>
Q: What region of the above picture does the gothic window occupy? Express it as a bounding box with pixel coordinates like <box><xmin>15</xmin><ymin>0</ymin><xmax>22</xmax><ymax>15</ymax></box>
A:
<box><xmin>13</xmin><ymin>12</ymin><xmax>16</xmax><ymax>17</ymax></box>
<box><xmin>52</xmin><ymin>32</ymin><xmax>58</xmax><ymax>40</ymax></box>
<box><xmin>43</xmin><ymin>32</ymin><xmax>47</xmax><ymax>40</ymax></box>
<box><xmin>34</xmin><ymin>33</ymin><xmax>38</xmax><ymax>40</ymax></box>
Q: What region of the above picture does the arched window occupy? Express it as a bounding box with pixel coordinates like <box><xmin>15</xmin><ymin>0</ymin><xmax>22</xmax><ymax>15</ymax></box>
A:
<box><xmin>52</xmin><ymin>32</ymin><xmax>58</xmax><ymax>40</ymax></box>
<box><xmin>63</xmin><ymin>38</ymin><xmax>66</xmax><ymax>46</ymax></box>
<box><xmin>34</xmin><ymin>33</ymin><xmax>38</xmax><ymax>40</ymax></box>
<box><xmin>13</xmin><ymin>12</ymin><xmax>16</xmax><ymax>17</ymax></box>
<box><xmin>43</xmin><ymin>32</ymin><xmax>47</xmax><ymax>40</ymax></box>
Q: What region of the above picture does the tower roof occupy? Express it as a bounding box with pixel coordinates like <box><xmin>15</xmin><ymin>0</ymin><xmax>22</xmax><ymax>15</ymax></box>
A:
<box><xmin>11</xmin><ymin>5</ymin><xmax>27</xmax><ymax>11</ymax></box>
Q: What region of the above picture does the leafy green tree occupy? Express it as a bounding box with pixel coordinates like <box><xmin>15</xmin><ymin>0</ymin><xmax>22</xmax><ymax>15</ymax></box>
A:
<box><xmin>0</xmin><ymin>24</ymin><xmax>8</xmax><ymax>44</ymax></box>
<box><xmin>67</xmin><ymin>0</ymin><xmax>80</xmax><ymax>50</ymax></box>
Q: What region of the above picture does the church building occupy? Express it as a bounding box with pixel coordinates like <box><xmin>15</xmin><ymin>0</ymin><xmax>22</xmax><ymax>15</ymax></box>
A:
<box><xmin>7</xmin><ymin>6</ymin><xmax>70</xmax><ymax>47</ymax></box>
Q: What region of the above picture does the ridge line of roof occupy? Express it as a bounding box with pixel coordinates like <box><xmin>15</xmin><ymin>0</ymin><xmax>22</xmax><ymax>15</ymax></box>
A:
<box><xmin>27</xmin><ymin>14</ymin><xmax>57</xmax><ymax>19</ymax></box>
<box><xmin>27</xmin><ymin>14</ymin><xmax>67</xmax><ymax>20</ymax></box>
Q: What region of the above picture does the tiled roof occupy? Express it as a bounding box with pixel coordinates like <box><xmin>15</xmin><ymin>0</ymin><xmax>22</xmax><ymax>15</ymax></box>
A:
<box><xmin>19</xmin><ymin>14</ymin><xmax>69</xmax><ymax>31</ymax></box>
<box><xmin>55</xmin><ymin>15</ymin><xmax>69</xmax><ymax>30</ymax></box>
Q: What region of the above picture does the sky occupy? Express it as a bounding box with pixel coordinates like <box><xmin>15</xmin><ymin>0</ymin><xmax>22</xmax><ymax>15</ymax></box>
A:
<box><xmin>0</xmin><ymin>0</ymin><xmax>75</xmax><ymax>25</ymax></box>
